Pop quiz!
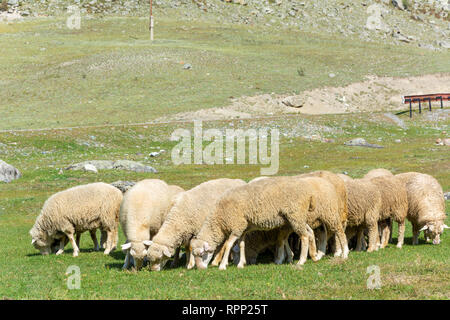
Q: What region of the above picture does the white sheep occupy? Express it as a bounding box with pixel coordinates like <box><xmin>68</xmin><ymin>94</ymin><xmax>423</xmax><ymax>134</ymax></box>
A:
<box><xmin>119</xmin><ymin>179</ymin><xmax>184</xmax><ymax>270</ymax></box>
<box><xmin>29</xmin><ymin>182</ymin><xmax>123</xmax><ymax>257</ymax></box>
<box><xmin>191</xmin><ymin>176</ymin><xmax>348</xmax><ymax>270</ymax></box>
<box><xmin>395</xmin><ymin>172</ymin><xmax>448</xmax><ymax>245</ymax></box>
<box><xmin>146</xmin><ymin>178</ymin><xmax>246</xmax><ymax>271</ymax></box>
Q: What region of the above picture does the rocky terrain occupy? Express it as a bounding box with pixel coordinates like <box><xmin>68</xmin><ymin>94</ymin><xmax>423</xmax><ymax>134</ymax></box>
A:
<box><xmin>1</xmin><ymin>0</ymin><xmax>449</xmax><ymax>50</ymax></box>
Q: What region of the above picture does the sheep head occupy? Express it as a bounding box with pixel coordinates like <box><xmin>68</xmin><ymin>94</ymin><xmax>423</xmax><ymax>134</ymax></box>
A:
<box><xmin>420</xmin><ymin>220</ymin><xmax>449</xmax><ymax>245</ymax></box>
<box><xmin>191</xmin><ymin>239</ymin><xmax>214</xmax><ymax>270</ymax></box>
<box><xmin>147</xmin><ymin>242</ymin><xmax>172</xmax><ymax>271</ymax></box>
<box><xmin>29</xmin><ymin>228</ymin><xmax>52</xmax><ymax>255</ymax></box>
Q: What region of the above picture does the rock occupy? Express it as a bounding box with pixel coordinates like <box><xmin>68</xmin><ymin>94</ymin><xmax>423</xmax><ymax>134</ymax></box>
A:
<box><xmin>110</xmin><ymin>180</ymin><xmax>136</xmax><ymax>193</ymax></box>
<box><xmin>444</xmin><ymin>192</ymin><xmax>450</xmax><ymax>201</ymax></box>
<box><xmin>183</xmin><ymin>63</ymin><xmax>192</xmax><ymax>70</ymax></box>
<box><xmin>149</xmin><ymin>151</ymin><xmax>160</xmax><ymax>157</ymax></box>
<box><xmin>392</xmin><ymin>30</ymin><xmax>411</xmax><ymax>43</ymax></box>
<box><xmin>281</xmin><ymin>96</ymin><xmax>304</xmax><ymax>108</ymax></box>
<box><xmin>7</xmin><ymin>0</ymin><xmax>18</xmax><ymax>5</ymax></box>
<box><xmin>344</xmin><ymin>138</ymin><xmax>384</xmax><ymax>148</ymax></box>
<box><xmin>83</xmin><ymin>164</ymin><xmax>98</xmax><ymax>173</ymax></box>
<box><xmin>438</xmin><ymin>41</ymin><xmax>450</xmax><ymax>49</ymax></box>
<box><xmin>0</xmin><ymin>160</ymin><xmax>21</xmax><ymax>183</ymax></box>
<box><xmin>66</xmin><ymin>160</ymin><xmax>157</xmax><ymax>173</ymax></box>
<box><xmin>392</xmin><ymin>0</ymin><xmax>405</xmax><ymax>10</ymax></box>
<box><xmin>329</xmin><ymin>73</ymin><xmax>336</xmax><ymax>78</ymax></box>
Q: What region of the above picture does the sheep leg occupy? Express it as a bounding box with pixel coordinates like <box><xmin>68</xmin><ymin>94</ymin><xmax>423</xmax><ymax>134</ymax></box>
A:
<box><xmin>306</xmin><ymin>225</ymin><xmax>319</xmax><ymax>262</ymax></box>
<box><xmin>298</xmin><ymin>234</ymin><xmax>310</xmax><ymax>265</ymax></box>
<box><xmin>332</xmin><ymin>226</ymin><xmax>349</xmax><ymax>259</ymax></box>
<box><xmin>274</xmin><ymin>243</ymin><xmax>286</xmax><ymax>264</ymax></box>
<box><xmin>316</xmin><ymin>227</ymin><xmax>327</xmax><ymax>260</ymax></box>
<box><xmin>219</xmin><ymin>235</ymin><xmax>239</xmax><ymax>271</ymax></box>
<box><xmin>55</xmin><ymin>236</ymin><xmax>66</xmax><ymax>255</ymax></box>
<box><xmin>211</xmin><ymin>244</ymin><xmax>226</xmax><ymax>267</ymax></box>
<box><xmin>89</xmin><ymin>230</ymin><xmax>99</xmax><ymax>251</ymax></box>
<box><xmin>412</xmin><ymin>223</ymin><xmax>419</xmax><ymax>245</ymax></box>
<box><xmin>103</xmin><ymin>231</ymin><xmax>114</xmax><ymax>255</ymax></box>
<box><xmin>100</xmin><ymin>231</ymin><xmax>107</xmax><ymax>249</ymax></box>
<box><xmin>122</xmin><ymin>250</ymin><xmax>131</xmax><ymax>269</ymax></box>
<box><xmin>366</xmin><ymin>223</ymin><xmax>379</xmax><ymax>252</ymax></box>
<box><xmin>237</xmin><ymin>238</ymin><xmax>246</xmax><ymax>269</ymax></box>
<box><xmin>396</xmin><ymin>221</ymin><xmax>405</xmax><ymax>249</ymax></box>
<box><xmin>171</xmin><ymin>247</ymin><xmax>181</xmax><ymax>268</ymax></box>
<box><xmin>67</xmin><ymin>233</ymin><xmax>80</xmax><ymax>257</ymax></box>
<box><xmin>76</xmin><ymin>232</ymin><xmax>81</xmax><ymax>248</ymax></box>
<box><xmin>355</xmin><ymin>228</ymin><xmax>364</xmax><ymax>252</ymax></box>
<box><xmin>186</xmin><ymin>245</ymin><xmax>196</xmax><ymax>270</ymax></box>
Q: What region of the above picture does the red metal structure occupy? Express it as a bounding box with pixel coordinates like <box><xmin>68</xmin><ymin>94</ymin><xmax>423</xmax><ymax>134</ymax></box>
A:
<box><xmin>403</xmin><ymin>93</ymin><xmax>449</xmax><ymax>117</ymax></box>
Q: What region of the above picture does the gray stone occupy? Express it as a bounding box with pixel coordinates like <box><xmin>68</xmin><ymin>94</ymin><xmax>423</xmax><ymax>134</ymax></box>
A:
<box><xmin>344</xmin><ymin>138</ymin><xmax>384</xmax><ymax>148</ymax></box>
<box><xmin>66</xmin><ymin>160</ymin><xmax>157</xmax><ymax>173</ymax></box>
<box><xmin>281</xmin><ymin>96</ymin><xmax>304</xmax><ymax>108</ymax></box>
<box><xmin>444</xmin><ymin>192</ymin><xmax>450</xmax><ymax>201</ymax></box>
<box><xmin>183</xmin><ymin>63</ymin><xmax>192</xmax><ymax>70</ymax></box>
<box><xmin>110</xmin><ymin>180</ymin><xmax>136</xmax><ymax>193</ymax></box>
<box><xmin>83</xmin><ymin>163</ymin><xmax>98</xmax><ymax>173</ymax></box>
<box><xmin>0</xmin><ymin>160</ymin><xmax>21</xmax><ymax>183</ymax></box>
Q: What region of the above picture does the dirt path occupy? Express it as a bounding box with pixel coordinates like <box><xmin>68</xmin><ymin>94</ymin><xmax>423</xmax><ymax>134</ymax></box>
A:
<box><xmin>156</xmin><ymin>73</ymin><xmax>450</xmax><ymax>121</ymax></box>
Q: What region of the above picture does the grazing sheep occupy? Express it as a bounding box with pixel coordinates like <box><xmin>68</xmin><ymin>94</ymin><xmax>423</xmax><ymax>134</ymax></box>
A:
<box><xmin>191</xmin><ymin>176</ymin><xmax>348</xmax><ymax>270</ymax></box>
<box><xmin>366</xmin><ymin>176</ymin><xmax>408</xmax><ymax>249</ymax></box>
<box><xmin>395</xmin><ymin>172</ymin><xmax>448</xmax><ymax>245</ymax></box>
<box><xmin>119</xmin><ymin>180</ymin><xmax>184</xmax><ymax>270</ymax></box>
<box><xmin>146</xmin><ymin>178</ymin><xmax>246</xmax><ymax>271</ymax></box>
<box><xmin>343</xmin><ymin>179</ymin><xmax>383</xmax><ymax>252</ymax></box>
<box><xmin>363</xmin><ymin>168</ymin><xmax>393</xmax><ymax>180</ymax></box>
<box><xmin>30</xmin><ymin>183</ymin><xmax>123</xmax><ymax>257</ymax></box>
<box><xmin>295</xmin><ymin>171</ymin><xmax>348</xmax><ymax>259</ymax></box>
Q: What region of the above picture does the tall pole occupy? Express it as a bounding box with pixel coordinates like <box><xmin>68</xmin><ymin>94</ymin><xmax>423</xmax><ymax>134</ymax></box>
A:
<box><xmin>149</xmin><ymin>0</ymin><xmax>154</xmax><ymax>41</ymax></box>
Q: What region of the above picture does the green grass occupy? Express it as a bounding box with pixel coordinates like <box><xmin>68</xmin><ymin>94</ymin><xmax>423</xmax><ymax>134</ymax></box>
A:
<box><xmin>0</xmin><ymin>14</ymin><xmax>449</xmax><ymax>299</ymax></box>
<box><xmin>0</xmin><ymin>16</ymin><xmax>449</xmax><ymax>130</ymax></box>
<box><xmin>0</xmin><ymin>111</ymin><xmax>449</xmax><ymax>299</ymax></box>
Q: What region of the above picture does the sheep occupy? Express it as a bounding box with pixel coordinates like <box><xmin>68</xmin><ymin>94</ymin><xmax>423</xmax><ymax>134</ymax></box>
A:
<box><xmin>363</xmin><ymin>168</ymin><xmax>393</xmax><ymax>180</ymax></box>
<box><xmin>50</xmin><ymin>229</ymin><xmax>104</xmax><ymax>254</ymax></box>
<box><xmin>366</xmin><ymin>175</ymin><xmax>408</xmax><ymax>249</ymax></box>
<box><xmin>119</xmin><ymin>179</ymin><xmax>184</xmax><ymax>270</ymax></box>
<box><xmin>146</xmin><ymin>178</ymin><xmax>246</xmax><ymax>271</ymax></box>
<box><xmin>342</xmin><ymin>178</ymin><xmax>383</xmax><ymax>252</ymax></box>
<box><xmin>29</xmin><ymin>182</ymin><xmax>123</xmax><ymax>257</ymax></box>
<box><xmin>191</xmin><ymin>175</ymin><xmax>349</xmax><ymax>270</ymax></box>
<box><xmin>395</xmin><ymin>172</ymin><xmax>448</xmax><ymax>245</ymax></box>
<box><xmin>295</xmin><ymin>170</ymin><xmax>348</xmax><ymax>259</ymax></box>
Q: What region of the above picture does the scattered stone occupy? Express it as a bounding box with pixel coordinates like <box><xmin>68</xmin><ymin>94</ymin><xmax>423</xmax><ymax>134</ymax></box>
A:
<box><xmin>0</xmin><ymin>160</ymin><xmax>21</xmax><ymax>183</ymax></box>
<box><xmin>329</xmin><ymin>73</ymin><xmax>336</xmax><ymax>78</ymax></box>
<box><xmin>444</xmin><ymin>192</ymin><xmax>450</xmax><ymax>201</ymax></box>
<box><xmin>183</xmin><ymin>63</ymin><xmax>192</xmax><ymax>70</ymax></box>
<box><xmin>110</xmin><ymin>180</ymin><xmax>136</xmax><ymax>193</ymax></box>
<box><xmin>435</xmin><ymin>138</ymin><xmax>450</xmax><ymax>146</ymax></box>
<box><xmin>83</xmin><ymin>164</ymin><xmax>98</xmax><ymax>173</ymax></box>
<box><xmin>66</xmin><ymin>160</ymin><xmax>157</xmax><ymax>173</ymax></box>
<box><xmin>281</xmin><ymin>96</ymin><xmax>304</xmax><ymax>108</ymax></box>
<box><xmin>344</xmin><ymin>138</ymin><xmax>384</xmax><ymax>148</ymax></box>
<box><xmin>392</xmin><ymin>0</ymin><xmax>405</xmax><ymax>10</ymax></box>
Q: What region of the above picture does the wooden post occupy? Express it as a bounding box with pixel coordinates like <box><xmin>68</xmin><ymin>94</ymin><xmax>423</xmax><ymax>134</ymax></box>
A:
<box><xmin>149</xmin><ymin>0</ymin><xmax>154</xmax><ymax>41</ymax></box>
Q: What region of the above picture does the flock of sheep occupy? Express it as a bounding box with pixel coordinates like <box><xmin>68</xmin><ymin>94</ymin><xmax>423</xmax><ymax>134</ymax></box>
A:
<box><xmin>29</xmin><ymin>168</ymin><xmax>448</xmax><ymax>271</ymax></box>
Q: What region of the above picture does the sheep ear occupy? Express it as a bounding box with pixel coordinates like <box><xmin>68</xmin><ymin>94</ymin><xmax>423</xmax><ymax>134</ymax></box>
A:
<box><xmin>31</xmin><ymin>239</ymin><xmax>36</xmax><ymax>245</ymax></box>
<box><xmin>163</xmin><ymin>246</ymin><xmax>171</xmax><ymax>258</ymax></box>
<box><xmin>121</xmin><ymin>243</ymin><xmax>132</xmax><ymax>250</ymax></box>
<box><xmin>443</xmin><ymin>224</ymin><xmax>449</xmax><ymax>229</ymax></box>
<box><xmin>143</xmin><ymin>240</ymin><xmax>153</xmax><ymax>246</ymax></box>
<box><xmin>419</xmin><ymin>225</ymin><xmax>429</xmax><ymax>232</ymax></box>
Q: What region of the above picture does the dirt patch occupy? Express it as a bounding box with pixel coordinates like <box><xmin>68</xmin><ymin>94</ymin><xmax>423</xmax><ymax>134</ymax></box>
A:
<box><xmin>156</xmin><ymin>74</ymin><xmax>450</xmax><ymax>122</ymax></box>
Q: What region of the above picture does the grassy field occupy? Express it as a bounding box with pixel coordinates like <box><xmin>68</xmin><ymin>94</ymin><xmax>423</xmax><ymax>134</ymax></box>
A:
<box><xmin>0</xmin><ymin>15</ymin><xmax>449</xmax><ymax>299</ymax></box>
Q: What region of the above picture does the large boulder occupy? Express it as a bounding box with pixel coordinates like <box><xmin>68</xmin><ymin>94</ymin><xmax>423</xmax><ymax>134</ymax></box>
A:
<box><xmin>110</xmin><ymin>181</ymin><xmax>136</xmax><ymax>193</ymax></box>
<box><xmin>66</xmin><ymin>160</ymin><xmax>157</xmax><ymax>173</ymax></box>
<box><xmin>0</xmin><ymin>160</ymin><xmax>21</xmax><ymax>183</ymax></box>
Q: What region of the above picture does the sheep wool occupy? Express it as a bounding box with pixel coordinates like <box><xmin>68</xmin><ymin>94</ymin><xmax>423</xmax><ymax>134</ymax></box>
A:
<box><xmin>395</xmin><ymin>172</ymin><xmax>447</xmax><ymax>245</ymax></box>
<box><xmin>29</xmin><ymin>182</ymin><xmax>123</xmax><ymax>257</ymax></box>
<box><xmin>191</xmin><ymin>175</ymin><xmax>348</xmax><ymax>270</ymax></box>
<box><xmin>147</xmin><ymin>178</ymin><xmax>246</xmax><ymax>271</ymax></box>
<box><xmin>119</xmin><ymin>179</ymin><xmax>184</xmax><ymax>270</ymax></box>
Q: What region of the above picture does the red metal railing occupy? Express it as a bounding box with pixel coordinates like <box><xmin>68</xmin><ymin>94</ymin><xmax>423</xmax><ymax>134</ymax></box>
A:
<box><xmin>403</xmin><ymin>93</ymin><xmax>449</xmax><ymax>117</ymax></box>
